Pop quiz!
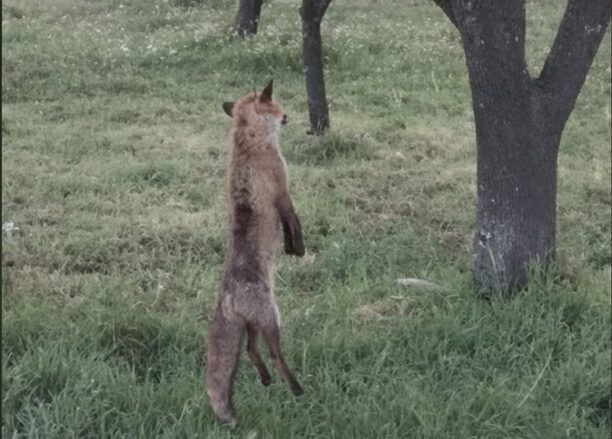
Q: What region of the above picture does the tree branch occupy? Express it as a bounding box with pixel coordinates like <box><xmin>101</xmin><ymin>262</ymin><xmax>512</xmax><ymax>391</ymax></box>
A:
<box><xmin>536</xmin><ymin>0</ymin><xmax>611</xmax><ymax>124</ymax></box>
<box><xmin>316</xmin><ymin>0</ymin><xmax>332</xmax><ymax>20</ymax></box>
<box><xmin>301</xmin><ymin>0</ymin><xmax>332</xmax><ymax>23</ymax></box>
<box><xmin>431</xmin><ymin>0</ymin><xmax>458</xmax><ymax>28</ymax></box>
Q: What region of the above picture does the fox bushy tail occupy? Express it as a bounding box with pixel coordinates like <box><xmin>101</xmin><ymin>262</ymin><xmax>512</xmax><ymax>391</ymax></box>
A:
<box><xmin>205</xmin><ymin>307</ymin><xmax>244</xmax><ymax>427</ymax></box>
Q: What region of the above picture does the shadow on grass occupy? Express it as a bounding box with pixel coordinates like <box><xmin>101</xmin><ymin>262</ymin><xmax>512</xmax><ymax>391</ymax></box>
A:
<box><xmin>286</xmin><ymin>131</ymin><xmax>370</xmax><ymax>166</ymax></box>
<box><xmin>98</xmin><ymin>312</ymin><xmax>197</xmax><ymax>384</ymax></box>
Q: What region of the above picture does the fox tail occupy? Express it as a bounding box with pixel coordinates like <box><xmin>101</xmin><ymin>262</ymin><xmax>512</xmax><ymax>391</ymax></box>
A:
<box><xmin>205</xmin><ymin>307</ymin><xmax>244</xmax><ymax>428</ymax></box>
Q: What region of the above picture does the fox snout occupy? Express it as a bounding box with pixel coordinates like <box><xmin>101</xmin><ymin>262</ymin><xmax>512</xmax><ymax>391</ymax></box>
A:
<box><xmin>281</xmin><ymin>114</ymin><xmax>288</xmax><ymax>126</ymax></box>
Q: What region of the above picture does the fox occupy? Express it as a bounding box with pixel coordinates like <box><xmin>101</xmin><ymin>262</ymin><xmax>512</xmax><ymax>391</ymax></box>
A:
<box><xmin>205</xmin><ymin>80</ymin><xmax>305</xmax><ymax>427</ymax></box>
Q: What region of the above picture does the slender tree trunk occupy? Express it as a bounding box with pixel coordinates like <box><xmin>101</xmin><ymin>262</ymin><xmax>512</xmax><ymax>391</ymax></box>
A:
<box><xmin>235</xmin><ymin>0</ymin><xmax>264</xmax><ymax>38</ymax></box>
<box><xmin>431</xmin><ymin>0</ymin><xmax>610</xmax><ymax>294</ymax></box>
<box><xmin>301</xmin><ymin>0</ymin><xmax>331</xmax><ymax>135</ymax></box>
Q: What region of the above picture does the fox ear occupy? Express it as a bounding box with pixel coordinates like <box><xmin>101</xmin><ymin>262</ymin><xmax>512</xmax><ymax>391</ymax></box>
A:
<box><xmin>222</xmin><ymin>102</ymin><xmax>235</xmax><ymax>117</ymax></box>
<box><xmin>260</xmin><ymin>79</ymin><xmax>273</xmax><ymax>102</ymax></box>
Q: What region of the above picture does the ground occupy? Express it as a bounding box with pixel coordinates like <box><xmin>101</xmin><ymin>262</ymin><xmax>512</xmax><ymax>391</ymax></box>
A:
<box><xmin>2</xmin><ymin>0</ymin><xmax>610</xmax><ymax>437</ymax></box>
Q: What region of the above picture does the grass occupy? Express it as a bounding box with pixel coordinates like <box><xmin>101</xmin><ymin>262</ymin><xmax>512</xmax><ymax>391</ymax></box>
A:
<box><xmin>2</xmin><ymin>0</ymin><xmax>610</xmax><ymax>437</ymax></box>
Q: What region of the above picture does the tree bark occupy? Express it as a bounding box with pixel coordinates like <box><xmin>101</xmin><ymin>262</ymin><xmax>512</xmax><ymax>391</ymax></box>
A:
<box><xmin>235</xmin><ymin>0</ymin><xmax>264</xmax><ymax>38</ymax></box>
<box><xmin>301</xmin><ymin>0</ymin><xmax>332</xmax><ymax>135</ymax></box>
<box><xmin>432</xmin><ymin>0</ymin><xmax>610</xmax><ymax>294</ymax></box>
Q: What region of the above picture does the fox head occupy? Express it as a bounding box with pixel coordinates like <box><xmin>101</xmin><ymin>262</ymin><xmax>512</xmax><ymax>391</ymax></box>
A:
<box><xmin>222</xmin><ymin>80</ymin><xmax>288</xmax><ymax>128</ymax></box>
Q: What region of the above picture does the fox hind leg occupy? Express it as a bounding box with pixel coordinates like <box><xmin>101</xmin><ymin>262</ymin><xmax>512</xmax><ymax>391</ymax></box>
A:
<box><xmin>246</xmin><ymin>323</ymin><xmax>272</xmax><ymax>386</ymax></box>
<box><xmin>260</xmin><ymin>319</ymin><xmax>304</xmax><ymax>396</ymax></box>
<box><xmin>205</xmin><ymin>309</ymin><xmax>244</xmax><ymax>427</ymax></box>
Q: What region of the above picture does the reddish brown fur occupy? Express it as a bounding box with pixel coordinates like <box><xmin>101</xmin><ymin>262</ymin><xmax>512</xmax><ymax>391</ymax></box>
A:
<box><xmin>205</xmin><ymin>81</ymin><xmax>304</xmax><ymax>427</ymax></box>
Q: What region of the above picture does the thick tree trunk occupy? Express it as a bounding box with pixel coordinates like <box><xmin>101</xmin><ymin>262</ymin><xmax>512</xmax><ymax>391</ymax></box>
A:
<box><xmin>457</xmin><ymin>3</ymin><xmax>558</xmax><ymax>292</ymax></box>
<box><xmin>472</xmin><ymin>101</ymin><xmax>559</xmax><ymax>292</ymax></box>
<box><xmin>431</xmin><ymin>0</ymin><xmax>610</xmax><ymax>294</ymax></box>
<box><xmin>235</xmin><ymin>0</ymin><xmax>264</xmax><ymax>38</ymax></box>
<box><xmin>301</xmin><ymin>0</ymin><xmax>331</xmax><ymax>135</ymax></box>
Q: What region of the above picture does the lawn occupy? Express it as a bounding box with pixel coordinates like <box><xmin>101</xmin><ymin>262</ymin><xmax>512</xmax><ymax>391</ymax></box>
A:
<box><xmin>2</xmin><ymin>0</ymin><xmax>610</xmax><ymax>437</ymax></box>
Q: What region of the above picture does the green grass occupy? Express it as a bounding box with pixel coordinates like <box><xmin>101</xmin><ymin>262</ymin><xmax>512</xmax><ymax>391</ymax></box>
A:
<box><xmin>2</xmin><ymin>0</ymin><xmax>610</xmax><ymax>437</ymax></box>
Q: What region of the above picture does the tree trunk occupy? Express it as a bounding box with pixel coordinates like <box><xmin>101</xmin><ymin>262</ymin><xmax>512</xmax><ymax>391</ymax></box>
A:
<box><xmin>301</xmin><ymin>0</ymin><xmax>331</xmax><ymax>135</ymax></box>
<box><xmin>458</xmin><ymin>3</ymin><xmax>556</xmax><ymax>292</ymax></box>
<box><xmin>431</xmin><ymin>0</ymin><xmax>610</xmax><ymax>294</ymax></box>
<box><xmin>235</xmin><ymin>0</ymin><xmax>264</xmax><ymax>38</ymax></box>
<box><xmin>471</xmin><ymin>95</ymin><xmax>560</xmax><ymax>292</ymax></box>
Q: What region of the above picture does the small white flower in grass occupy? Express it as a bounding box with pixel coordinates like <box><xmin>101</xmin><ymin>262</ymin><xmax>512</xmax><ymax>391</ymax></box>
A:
<box><xmin>2</xmin><ymin>221</ymin><xmax>19</xmax><ymax>236</ymax></box>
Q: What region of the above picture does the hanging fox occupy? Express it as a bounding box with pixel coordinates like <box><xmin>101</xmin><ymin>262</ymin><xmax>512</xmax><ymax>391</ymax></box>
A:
<box><xmin>205</xmin><ymin>80</ymin><xmax>305</xmax><ymax>427</ymax></box>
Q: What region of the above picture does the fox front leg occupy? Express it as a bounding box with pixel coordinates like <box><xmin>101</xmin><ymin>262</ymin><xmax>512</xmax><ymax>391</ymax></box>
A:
<box><xmin>277</xmin><ymin>193</ymin><xmax>305</xmax><ymax>257</ymax></box>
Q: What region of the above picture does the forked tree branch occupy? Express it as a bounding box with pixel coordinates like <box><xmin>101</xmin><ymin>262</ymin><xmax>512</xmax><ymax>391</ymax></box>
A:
<box><xmin>536</xmin><ymin>0</ymin><xmax>611</xmax><ymax>124</ymax></box>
